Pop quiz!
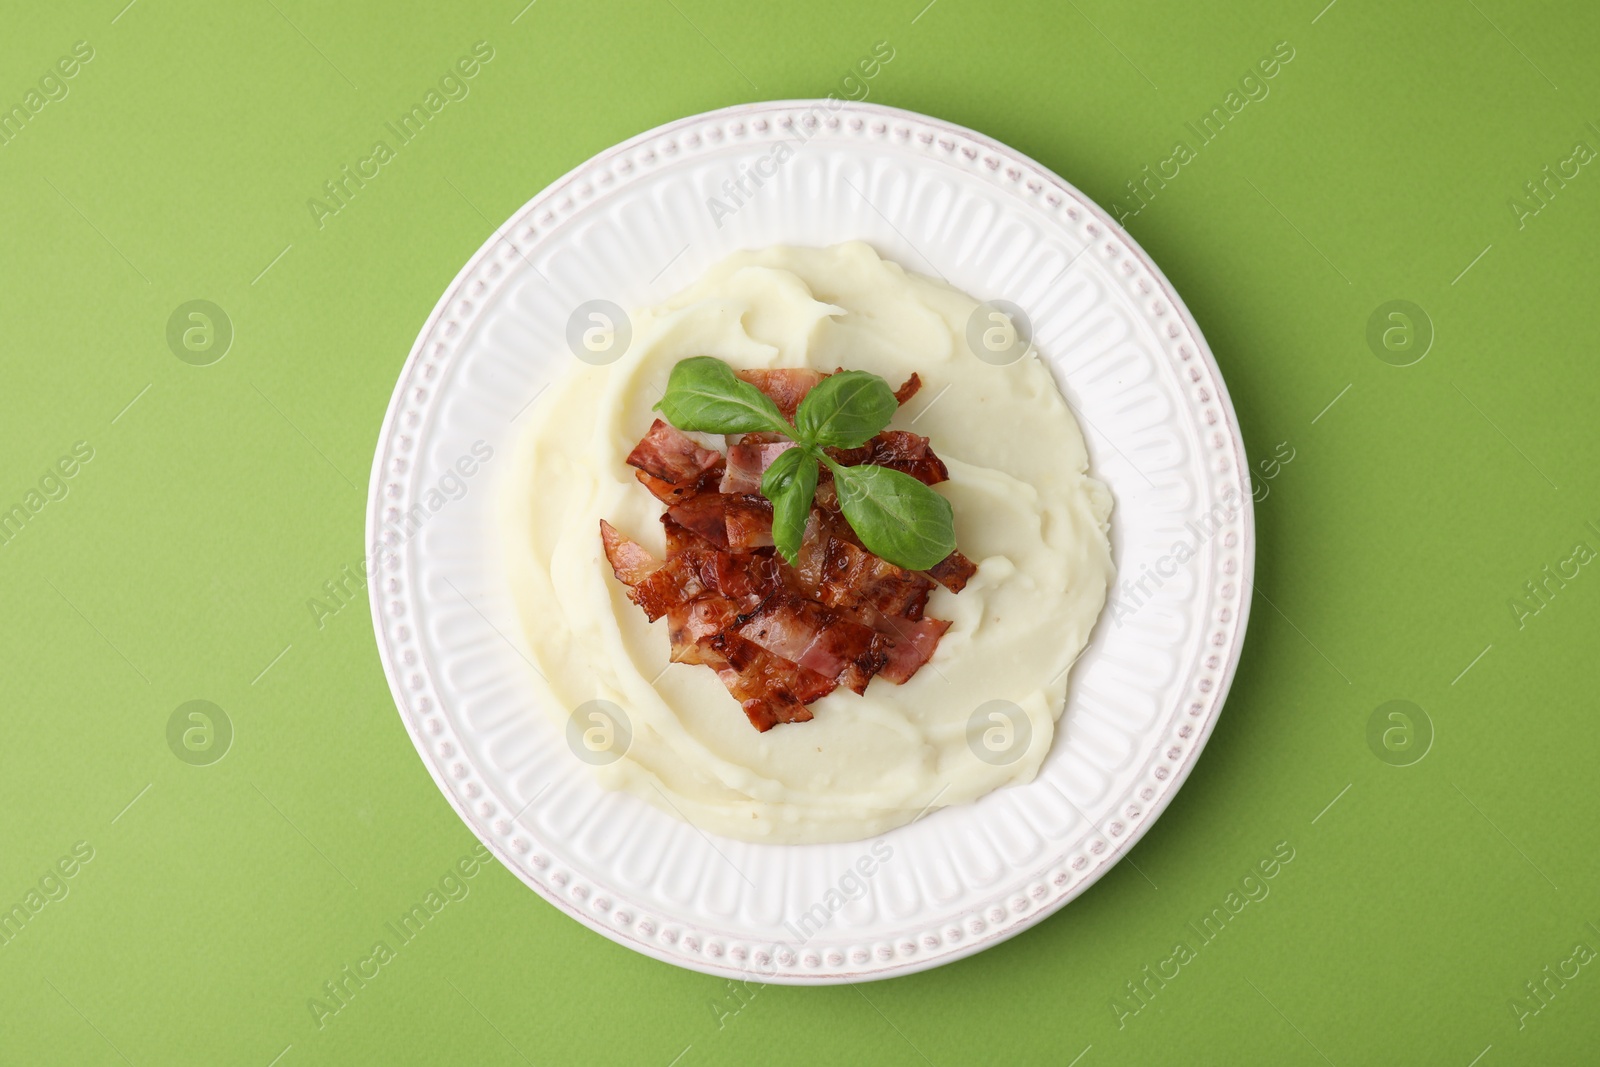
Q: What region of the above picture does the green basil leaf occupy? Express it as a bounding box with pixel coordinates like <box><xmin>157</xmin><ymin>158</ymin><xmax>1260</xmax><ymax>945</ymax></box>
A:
<box><xmin>827</xmin><ymin>462</ymin><xmax>956</xmax><ymax>571</ymax></box>
<box><xmin>761</xmin><ymin>446</ymin><xmax>818</xmax><ymax>566</ymax></box>
<box><xmin>653</xmin><ymin>356</ymin><xmax>791</xmax><ymax>435</ymax></box>
<box><xmin>794</xmin><ymin>370</ymin><xmax>899</xmax><ymax>449</ymax></box>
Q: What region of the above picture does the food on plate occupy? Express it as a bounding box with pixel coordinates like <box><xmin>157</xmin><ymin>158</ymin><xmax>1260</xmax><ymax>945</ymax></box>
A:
<box><xmin>502</xmin><ymin>242</ymin><xmax>1113</xmax><ymax>844</ymax></box>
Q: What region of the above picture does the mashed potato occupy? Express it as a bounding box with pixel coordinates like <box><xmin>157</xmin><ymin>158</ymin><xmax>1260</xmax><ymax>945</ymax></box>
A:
<box><xmin>502</xmin><ymin>243</ymin><xmax>1112</xmax><ymax>844</ymax></box>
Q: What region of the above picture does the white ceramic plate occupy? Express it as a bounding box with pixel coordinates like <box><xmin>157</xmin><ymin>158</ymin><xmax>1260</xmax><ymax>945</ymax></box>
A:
<box><xmin>367</xmin><ymin>101</ymin><xmax>1253</xmax><ymax>983</ymax></box>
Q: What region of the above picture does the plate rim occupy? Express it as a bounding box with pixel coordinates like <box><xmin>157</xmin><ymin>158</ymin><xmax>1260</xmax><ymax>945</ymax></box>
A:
<box><xmin>366</xmin><ymin>98</ymin><xmax>1255</xmax><ymax>984</ymax></box>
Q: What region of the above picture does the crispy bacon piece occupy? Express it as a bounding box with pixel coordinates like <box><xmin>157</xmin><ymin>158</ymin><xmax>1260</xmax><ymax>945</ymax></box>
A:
<box><xmin>818</xmin><ymin>538</ymin><xmax>932</xmax><ymax>621</ymax></box>
<box><xmin>706</xmin><ymin>548</ymin><xmax>782</xmax><ymax>608</ymax></box>
<box><xmin>823</xmin><ymin>443</ymin><xmax>873</xmax><ymax>468</ymax></box>
<box><xmin>710</xmin><ymin>634</ymin><xmax>832</xmax><ymax>730</ymax></box>
<box><xmin>925</xmin><ymin>550</ymin><xmax>977</xmax><ymax>592</ymax></box>
<box><xmin>600</xmin><ymin>520</ymin><xmax>661</xmax><ymax>585</ymax></box>
<box><xmin>627</xmin><ymin>559</ymin><xmax>704</xmax><ymax>622</ymax></box>
<box><xmin>667</xmin><ymin>595</ymin><xmax>740</xmax><ymax>663</ymax></box>
<box><xmin>863</xmin><ymin>431</ymin><xmax>949</xmax><ymax>485</ymax></box>
<box><xmin>662</xmin><ymin>517</ymin><xmax>727</xmax><ymax>594</ymax></box>
<box><xmin>734</xmin><ymin>368</ymin><xmax>826</xmax><ymax>421</ymax></box>
<box><xmin>599</xmin><ymin>520</ymin><xmax>699</xmax><ymax>621</ymax></box>
<box><xmin>736</xmin><ymin>594</ymin><xmax>886</xmax><ymax>692</ymax></box>
<box><xmin>789</xmin><ymin>509</ymin><xmax>831</xmax><ymax>594</ymax></box>
<box><xmin>871</xmin><ymin>616</ymin><xmax>951</xmax><ymax>684</ymax></box>
<box><xmin>636</xmin><ymin>466</ymin><xmax>722</xmax><ymax>505</ymax></box>
<box><xmin>665</xmin><ymin>493</ymin><xmax>729</xmax><ymax>549</ymax></box>
<box><xmin>822</xmin><ymin>431</ymin><xmax>947</xmax><ymax>486</ymax></box>
<box><xmin>893</xmin><ymin>373</ymin><xmax>922</xmax><ymax>405</ymax></box>
<box><xmin>601</xmin><ymin>371</ymin><xmax>969</xmax><ymax>730</ymax></box>
<box><xmin>720</xmin><ymin>439</ymin><xmax>795</xmax><ymax>494</ymax></box>
<box><xmin>723</xmin><ymin>494</ymin><xmax>775</xmax><ymax>550</ymax></box>
<box><xmin>627</xmin><ymin>420</ymin><xmax>724</xmax><ymax>486</ymax></box>
<box><xmin>734</xmin><ymin>368</ymin><xmax>921</xmax><ymax>423</ymax></box>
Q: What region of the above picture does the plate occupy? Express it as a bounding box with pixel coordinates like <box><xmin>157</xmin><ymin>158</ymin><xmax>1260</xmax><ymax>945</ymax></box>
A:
<box><xmin>366</xmin><ymin>100</ymin><xmax>1253</xmax><ymax>983</ymax></box>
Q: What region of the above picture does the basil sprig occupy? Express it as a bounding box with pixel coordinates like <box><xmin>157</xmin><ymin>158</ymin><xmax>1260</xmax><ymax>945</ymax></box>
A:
<box><xmin>654</xmin><ymin>357</ymin><xmax>956</xmax><ymax>570</ymax></box>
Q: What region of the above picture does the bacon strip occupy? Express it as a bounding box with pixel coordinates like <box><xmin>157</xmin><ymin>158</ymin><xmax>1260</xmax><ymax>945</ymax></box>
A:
<box><xmin>735</xmin><ymin>368</ymin><xmax>826</xmax><ymax>421</ymax></box>
<box><xmin>665</xmin><ymin>493</ymin><xmax>729</xmax><ymax>549</ymax></box>
<box><xmin>872</xmin><ymin>616</ymin><xmax>951</xmax><ymax>684</ymax></box>
<box><xmin>861</xmin><ymin>431</ymin><xmax>949</xmax><ymax>485</ymax></box>
<box><xmin>893</xmin><ymin>373</ymin><xmax>922</xmax><ymax>405</ymax></box>
<box><xmin>822</xmin><ymin>431</ymin><xmax>947</xmax><ymax>486</ymax></box>
<box><xmin>789</xmin><ymin>509</ymin><xmax>831</xmax><ymax>595</ymax></box>
<box><xmin>736</xmin><ymin>594</ymin><xmax>886</xmax><ymax>692</ymax></box>
<box><xmin>720</xmin><ymin>440</ymin><xmax>795</xmax><ymax>494</ymax></box>
<box><xmin>709</xmin><ymin>634</ymin><xmax>831</xmax><ymax>730</ymax></box>
<box><xmin>636</xmin><ymin>466</ymin><xmax>721</xmax><ymax>505</ymax></box>
<box><xmin>734</xmin><ymin>368</ymin><xmax>922</xmax><ymax>421</ymax></box>
<box><xmin>705</xmin><ymin>548</ymin><xmax>782</xmax><ymax>609</ymax></box>
<box><xmin>626</xmin><ymin>420</ymin><xmax>724</xmax><ymax>485</ymax></box>
<box><xmin>818</xmin><ymin>538</ymin><xmax>932</xmax><ymax>621</ymax></box>
<box><xmin>600</xmin><ymin>520</ymin><xmax>661</xmax><ymax>585</ymax></box>
<box><xmin>723</xmin><ymin>494</ymin><xmax>775</xmax><ymax>550</ymax></box>
<box><xmin>667</xmin><ymin>595</ymin><xmax>740</xmax><ymax>663</ymax></box>
<box><xmin>925</xmin><ymin>550</ymin><xmax>977</xmax><ymax>592</ymax></box>
<box><xmin>600</xmin><ymin>520</ymin><xmax>697</xmax><ymax>621</ymax></box>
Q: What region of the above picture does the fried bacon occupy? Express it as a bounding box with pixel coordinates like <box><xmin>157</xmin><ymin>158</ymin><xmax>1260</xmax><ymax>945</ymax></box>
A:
<box><xmin>720</xmin><ymin>439</ymin><xmax>796</xmax><ymax>494</ymax></box>
<box><xmin>817</xmin><ymin>538</ymin><xmax>932</xmax><ymax>621</ymax></box>
<box><xmin>734</xmin><ymin>368</ymin><xmax>826</xmax><ymax>421</ymax></box>
<box><xmin>819</xmin><ymin>431</ymin><xmax>947</xmax><ymax>488</ymax></box>
<box><xmin>892</xmin><ymin>372</ymin><xmax>922</xmax><ymax>405</ymax></box>
<box><xmin>601</xmin><ymin>370</ymin><xmax>970</xmax><ymax>731</ymax></box>
<box><xmin>600</xmin><ymin>521</ymin><xmax>661</xmax><ymax>584</ymax></box>
<box><xmin>728</xmin><ymin>369</ymin><xmax>922</xmax><ymax>423</ymax></box>
<box><xmin>870</xmin><ymin>615</ymin><xmax>951</xmax><ymax>685</ymax></box>
<box><xmin>859</xmin><ymin>430</ymin><xmax>949</xmax><ymax>486</ymax></box>
<box><xmin>636</xmin><ymin>467</ymin><xmax>720</xmax><ymax>505</ymax></box>
<box><xmin>709</xmin><ymin>633</ymin><xmax>832</xmax><ymax>729</ymax></box>
<box><xmin>665</xmin><ymin>492</ymin><xmax>729</xmax><ymax>548</ymax></box>
<box><xmin>925</xmin><ymin>550</ymin><xmax>978</xmax><ymax>592</ymax></box>
<box><xmin>736</xmin><ymin>593</ymin><xmax>887</xmax><ymax>694</ymax></box>
<box><xmin>627</xmin><ymin>420</ymin><xmax>724</xmax><ymax>486</ymax></box>
<box><xmin>723</xmin><ymin>494</ymin><xmax>775</xmax><ymax>550</ymax></box>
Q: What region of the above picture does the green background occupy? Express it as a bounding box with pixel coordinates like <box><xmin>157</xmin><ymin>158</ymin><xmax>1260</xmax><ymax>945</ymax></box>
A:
<box><xmin>2</xmin><ymin>0</ymin><xmax>1597</xmax><ymax>1063</ymax></box>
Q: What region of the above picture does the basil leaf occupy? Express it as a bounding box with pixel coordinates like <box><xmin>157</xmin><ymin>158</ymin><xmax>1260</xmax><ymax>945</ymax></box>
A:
<box><xmin>794</xmin><ymin>370</ymin><xmax>899</xmax><ymax>449</ymax></box>
<box><xmin>654</xmin><ymin>356</ymin><xmax>791</xmax><ymax>435</ymax></box>
<box><xmin>761</xmin><ymin>446</ymin><xmax>818</xmax><ymax>566</ymax></box>
<box><xmin>826</xmin><ymin>462</ymin><xmax>956</xmax><ymax>571</ymax></box>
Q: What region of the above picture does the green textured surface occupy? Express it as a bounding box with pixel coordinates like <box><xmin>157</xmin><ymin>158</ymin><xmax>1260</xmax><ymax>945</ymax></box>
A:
<box><xmin>3</xmin><ymin>0</ymin><xmax>1598</xmax><ymax>1063</ymax></box>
